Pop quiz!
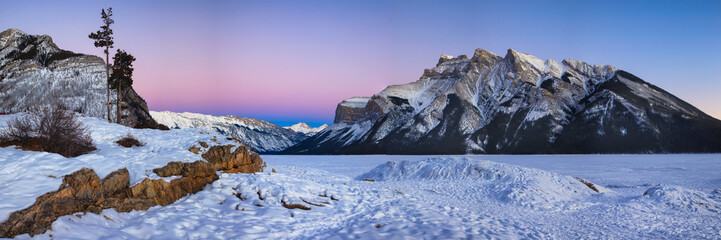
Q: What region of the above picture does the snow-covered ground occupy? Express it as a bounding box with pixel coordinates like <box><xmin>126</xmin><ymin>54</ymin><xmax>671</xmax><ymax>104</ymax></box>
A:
<box><xmin>2</xmin><ymin>113</ymin><xmax>720</xmax><ymax>239</ymax></box>
<box><xmin>0</xmin><ymin>113</ymin><xmax>240</xmax><ymax>224</ymax></box>
<box><xmin>10</xmin><ymin>153</ymin><xmax>719</xmax><ymax>239</ymax></box>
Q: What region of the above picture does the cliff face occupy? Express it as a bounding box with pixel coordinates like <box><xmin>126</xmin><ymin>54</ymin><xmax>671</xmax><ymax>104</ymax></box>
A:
<box><xmin>333</xmin><ymin>97</ymin><xmax>383</xmax><ymax>124</ymax></box>
<box><xmin>285</xmin><ymin>49</ymin><xmax>721</xmax><ymax>154</ymax></box>
<box><xmin>0</xmin><ymin>28</ymin><xmax>162</xmax><ymax>128</ymax></box>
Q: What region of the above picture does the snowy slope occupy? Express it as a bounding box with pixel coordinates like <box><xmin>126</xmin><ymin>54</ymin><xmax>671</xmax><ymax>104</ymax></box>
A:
<box><xmin>0</xmin><ymin>113</ymin><xmax>243</xmax><ymax>224</ymax></box>
<box><xmin>150</xmin><ymin>111</ymin><xmax>305</xmax><ymax>153</ymax></box>
<box><xmin>21</xmin><ymin>155</ymin><xmax>721</xmax><ymax>239</ymax></box>
<box><xmin>285</xmin><ymin>48</ymin><xmax>721</xmax><ymax>154</ymax></box>
<box><xmin>283</xmin><ymin>123</ymin><xmax>328</xmax><ymax>137</ymax></box>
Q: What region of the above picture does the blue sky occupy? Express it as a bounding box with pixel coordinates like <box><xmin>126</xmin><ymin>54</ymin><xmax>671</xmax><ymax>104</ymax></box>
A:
<box><xmin>2</xmin><ymin>0</ymin><xmax>720</xmax><ymax>127</ymax></box>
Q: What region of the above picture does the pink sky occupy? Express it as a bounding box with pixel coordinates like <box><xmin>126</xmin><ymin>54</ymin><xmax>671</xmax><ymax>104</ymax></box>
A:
<box><xmin>2</xmin><ymin>1</ymin><xmax>720</xmax><ymax>126</ymax></box>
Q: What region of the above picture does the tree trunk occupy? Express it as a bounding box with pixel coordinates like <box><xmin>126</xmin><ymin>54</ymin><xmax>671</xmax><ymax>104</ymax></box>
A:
<box><xmin>117</xmin><ymin>83</ymin><xmax>122</xmax><ymax>124</ymax></box>
<box><xmin>105</xmin><ymin>50</ymin><xmax>111</xmax><ymax>123</ymax></box>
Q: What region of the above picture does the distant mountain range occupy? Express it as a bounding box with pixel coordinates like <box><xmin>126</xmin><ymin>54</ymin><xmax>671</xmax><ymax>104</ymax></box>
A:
<box><xmin>284</xmin><ymin>122</ymin><xmax>328</xmax><ymax>136</ymax></box>
<box><xmin>284</xmin><ymin>48</ymin><xmax>721</xmax><ymax>154</ymax></box>
<box><xmin>150</xmin><ymin>111</ymin><xmax>323</xmax><ymax>153</ymax></box>
<box><xmin>0</xmin><ymin>29</ymin><xmax>162</xmax><ymax>128</ymax></box>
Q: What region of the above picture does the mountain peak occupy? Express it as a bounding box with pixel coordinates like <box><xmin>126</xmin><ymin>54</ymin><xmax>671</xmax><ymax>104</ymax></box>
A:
<box><xmin>0</xmin><ymin>28</ymin><xmax>59</xmax><ymax>53</ymax></box>
<box><xmin>437</xmin><ymin>54</ymin><xmax>470</xmax><ymax>66</ymax></box>
<box><xmin>284</xmin><ymin>122</ymin><xmax>328</xmax><ymax>136</ymax></box>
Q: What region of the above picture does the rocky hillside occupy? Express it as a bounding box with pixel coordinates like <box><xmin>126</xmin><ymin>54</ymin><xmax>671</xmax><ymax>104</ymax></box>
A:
<box><xmin>284</xmin><ymin>49</ymin><xmax>721</xmax><ymax>154</ymax></box>
<box><xmin>0</xmin><ymin>28</ymin><xmax>162</xmax><ymax>128</ymax></box>
<box><xmin>150</xmin><ymin>111</ymin><xmax>307</xmax><ymax>153</ymax></box>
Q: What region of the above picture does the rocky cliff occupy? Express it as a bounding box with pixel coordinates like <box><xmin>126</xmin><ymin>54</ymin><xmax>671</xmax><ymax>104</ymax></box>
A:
<box><xmin>0</xmin><ymin>28</ymin><xmax>162</xmax><ymax>128</ymax></box>
<box><xmin>284</xmin><ymin>49</ymin><xmax>721</xmax><ymax>154</ymax></box>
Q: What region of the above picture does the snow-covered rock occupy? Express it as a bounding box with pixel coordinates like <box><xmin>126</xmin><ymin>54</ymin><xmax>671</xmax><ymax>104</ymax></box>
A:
<box><xmin>0</xmin><ymin>29</ymin><xmax>161</xmax><ymax>128</ymax></box>
<box><xmin>285</xmin><ymin>48</ymin><xmax>721</xmax><ymax>154</ymax></box>
<box><xmin>150</xmin><ymin>111</ymin><xmax>305</xmax><ymax>153</ymax></box>
<box><xmin>283</xmin><ymin>122</ymin><xmax>328</xmax><ymax>137</ymax></box>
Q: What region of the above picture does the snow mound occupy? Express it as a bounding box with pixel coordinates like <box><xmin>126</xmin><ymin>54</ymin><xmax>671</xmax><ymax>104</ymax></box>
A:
<box><xmin>357</xmin><ymin>157</ymin><xmax>609</xmax><ymax>208</ymax></box>
<box><xmin>641</xmin><ymin>186</ymin><xmax>721</xmax><ymax>213</ymax></box>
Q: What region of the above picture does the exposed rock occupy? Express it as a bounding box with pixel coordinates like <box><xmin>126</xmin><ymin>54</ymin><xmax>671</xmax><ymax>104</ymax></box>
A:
<box><xmin>188</xmin><ymin>146</ymin><xmax>200</xmax><ymax>154</ymax></box>
<box><xmin>0</xmin><ymin>143</ymin><xmax>264</xmax><ymax>238</ymax></box>
<box><xmin>202</xmin><ymin>145</ymin><xmax>265</xmax><ymax>173</ymax></box>
<box><xmin>333</xmin><ymin>97</ymin><xmax>383</xmax><ymax>124</ymax></box>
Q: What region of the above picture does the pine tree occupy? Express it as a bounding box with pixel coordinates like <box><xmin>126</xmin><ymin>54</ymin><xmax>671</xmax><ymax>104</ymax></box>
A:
<box><xmin>110</xmin><ymin>50</ymin><xmax>136</xmax><ymax>124</ymax></box>
<box><xmin>88</xmin><ymin>7</ymin><xmax>114</xmax><ymax>122</ymax></box>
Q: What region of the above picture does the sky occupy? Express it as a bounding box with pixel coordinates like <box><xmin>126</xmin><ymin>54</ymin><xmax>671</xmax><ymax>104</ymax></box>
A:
<box><xmin>2</xmin><ymin>0</ymin><xmax>720</xmax><ymax>127</ymax></box>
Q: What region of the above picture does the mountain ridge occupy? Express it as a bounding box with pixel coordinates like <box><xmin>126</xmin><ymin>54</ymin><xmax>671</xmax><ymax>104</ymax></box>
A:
<box><xmin>150</xmin><ymin>111</ymin><xmax>310</xmax><ymax>153</ymax></box>
<box><xmin>284</xmin><ymin>48</ymin><xmax>721</xmax><ymax>154</ymax></box>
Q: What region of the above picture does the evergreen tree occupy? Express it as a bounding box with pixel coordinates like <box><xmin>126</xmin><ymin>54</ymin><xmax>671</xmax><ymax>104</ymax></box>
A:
<box><xmin>110</xmin><ymin>50</ymin><xmax>136</xmax><ymax>124</ymax></box>
<box><xmin>88</xmin><ymin>7</ymin><xmax>114</xmax><ymax>122</ymax></box>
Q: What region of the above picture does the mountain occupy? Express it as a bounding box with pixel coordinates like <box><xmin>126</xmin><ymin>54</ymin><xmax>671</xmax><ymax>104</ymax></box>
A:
<box><xmin>284</xmin><ymin>49</ymin><xmax>721</xmax><ymax>154</ymax></box>
<box><xmin>150</xmin><ymin>111</ymin><xmax>306</xmax><ymax>153</ymax></box>
<box><xmin>284</xmin><ymin>122</ymin><xmax>328</xmax><ymax>137</ymax></box>
<box><xmin>0</xmin><ymin>29</ymin><xmax>163</xmax><ymax>128</ymax></box>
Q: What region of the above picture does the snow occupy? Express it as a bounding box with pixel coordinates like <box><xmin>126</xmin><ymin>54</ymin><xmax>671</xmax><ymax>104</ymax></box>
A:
<box><xmin>283</xmin><ymin>123</ymin><xmax>328</xmax><ymax>136</ymax></box>
<box><xmin>149</xmin><ymin>111</ymin><xmax>304</xmax><ymax>153</ymax></box>
<box><xmin>338</xmin><ymin>97</ymin><xmax>370</xmax><ymax>108</ymax></box>
<box><xmin>0</xmin><ymin>113</ymin><xmax>240</xmax><ymax>223</ymax></box>
<box><xmin>2</xmin><ymin>113</ymin><xmax>720</xmax><ymax>239</ymax></box>
<box><xmin>5</xmin><ymin>153</ymin><xmax>717</xmax><ymax>239</ymax></box>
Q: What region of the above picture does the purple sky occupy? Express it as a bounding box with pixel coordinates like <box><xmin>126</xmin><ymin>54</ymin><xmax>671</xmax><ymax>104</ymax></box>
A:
<box><xmin>2</xmin><ymin>1</ymin><xmax>720</xmax><ymax>127</ymax></box>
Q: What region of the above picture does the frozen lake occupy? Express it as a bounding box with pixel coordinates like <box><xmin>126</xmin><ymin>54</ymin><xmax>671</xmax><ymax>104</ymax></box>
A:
<box><xmin>36</xmin><ymin>154</ymin><xmax>721</xmax><ymax>239</ymax></box>
<box><xmin>264</xmin><ymin>154</ymin><xmax>721</xmax><ymax>192</ymax></box>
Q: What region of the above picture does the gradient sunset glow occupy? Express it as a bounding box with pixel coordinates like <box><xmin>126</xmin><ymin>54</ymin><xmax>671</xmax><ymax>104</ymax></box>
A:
<box><xmin>3</xmin><ymin>0</ymin><xmax>720</xmax><ymax>127</ymax></box>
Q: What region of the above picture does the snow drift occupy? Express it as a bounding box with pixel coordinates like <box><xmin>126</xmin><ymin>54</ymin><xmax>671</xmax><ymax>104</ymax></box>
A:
<box><xmin>357</xmin><ymin>157</ymin><xmax>609</xmax><ymax>208</ymax></box>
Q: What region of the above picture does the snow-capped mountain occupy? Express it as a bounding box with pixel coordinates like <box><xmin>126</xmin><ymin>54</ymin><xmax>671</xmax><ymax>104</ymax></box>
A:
<box><xmin>0</xmin><ymin>29</ymin><xmax>162</xmax><ymax>128</ymax></box>
<box><xmin>284</xmin><ymin>122</ymin><xmax>328</xmax><ymax>137</ymax></box>
<box><xmin>150</xmin><ymin>111</ymin><xmax>306</xmax><ymax>153</ymax></box>
<box><xmin>284</xmin><ymin>49</ymin><xmax>721</xmax><ymax>154</ymax></box>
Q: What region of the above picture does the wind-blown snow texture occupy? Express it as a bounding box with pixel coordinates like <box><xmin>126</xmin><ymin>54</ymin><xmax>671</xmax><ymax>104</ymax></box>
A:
<box><xmin>13</xmin><ymin>154</ymin><xmax>721</xmax><ymax>239</ymax></box>
<box><xmin>150</xmin><ymin>111</ymin><xmax>306</xmax><ymax>153</ymax></box>
<box><xmin>285</xmin><ymin>49</ymin><xmax>721</xmax><ymax>154</ymax></box>
<box><xmin>0</xmin><ymin>29</ymin><xmax>158</xmax><ymax>127</ymax></box>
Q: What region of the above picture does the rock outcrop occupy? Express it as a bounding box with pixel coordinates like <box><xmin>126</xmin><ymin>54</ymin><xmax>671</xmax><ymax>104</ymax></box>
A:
<box><xmin>333</xmin><ymin>97</ymin><xmax>383</xmax><ymax>124</ymax></box>
<box><xmin>0</xmin><ymin>143</ymin><xmax>264</xmax><ymax>238</ymax></box>
<box><xmin>202</xmin><ymin>144</ymin><xmax>265</xmax><ymax>173</ymax></box>
<box><xmin>0</xmin><ymin>28</ymin><xmax>164</xmax><ymax>129</ymax></box>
